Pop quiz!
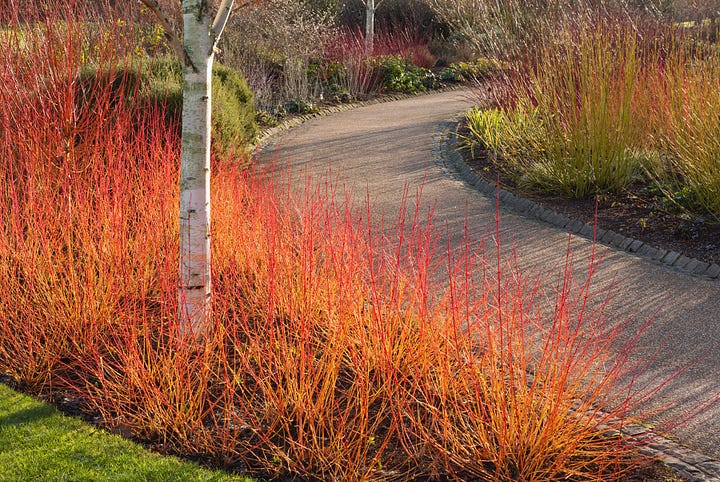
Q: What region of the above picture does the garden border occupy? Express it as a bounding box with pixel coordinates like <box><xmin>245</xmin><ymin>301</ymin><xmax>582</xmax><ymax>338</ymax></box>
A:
<box><xmin>435</xmin><ymin>117</ymin><xmax>720</xmax><ymax>482</ymax></box>
<box><xmin>434</xmin><ymin>117</ymin><xmax>720</xmax><ymax>283</ymax></box>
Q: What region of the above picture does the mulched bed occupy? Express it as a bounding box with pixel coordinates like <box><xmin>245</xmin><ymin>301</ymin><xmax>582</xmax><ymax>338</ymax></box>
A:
<box><xmin>460</xmin><ymin>138</ymin><xmax>720</xmax><ymax>268</ymax></box>
<box><xmin>627</xmin><ymin>461</ymin><xmax>684</xmax><ymax>481</ymax></box>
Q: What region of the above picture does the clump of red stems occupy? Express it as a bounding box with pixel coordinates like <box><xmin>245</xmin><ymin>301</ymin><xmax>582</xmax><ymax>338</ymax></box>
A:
<box><xmin>327</xmin><ymin>26</ymin><xmax>435</xmax><ymax>66</ymax></box>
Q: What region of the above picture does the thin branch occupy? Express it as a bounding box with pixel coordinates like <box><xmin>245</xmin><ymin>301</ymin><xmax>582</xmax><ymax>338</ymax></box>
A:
<box><xmin>138</xmin><ymin>0</ymin><xmax>198</xmax><ymax>72</ymax></box>
<box><xmin>211</xmin><ymin>0</ymin><xmax>235</xmax><ymax>45</ymax></box>
<box><xmin>362</xmin><ymin>0</ymin><xmax>384</xmax><ymax>10</ymax></box>
<box><xmin>231</xmin><ymin>0</ymin><xmax>261</xmax><ymax>13</ymax></box>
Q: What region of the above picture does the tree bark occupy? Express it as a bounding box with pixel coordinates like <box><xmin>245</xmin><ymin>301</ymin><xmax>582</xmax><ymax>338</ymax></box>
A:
<box><xmin>365</xmin><ymin>0</ymin><xmax>375</xmax><ymax>54</ymax></box>
<box><xmin>178</xmin><ymin>0</ymin><xmax>213</xmax><ymax>337</ymax></box>
<box><xmin>177</xmin><ymin>0</ymin><xmax>235</xmax><ymax>337</ymax></box>
<box><xmin>137</xmin><ymin>1</ymin><xmax>237</xmax><ymax>337</ymax></box>
<box><xmin>139</xmin><ymin>0</ymin><xmax>235</xmax><ymax>337</ymax></box>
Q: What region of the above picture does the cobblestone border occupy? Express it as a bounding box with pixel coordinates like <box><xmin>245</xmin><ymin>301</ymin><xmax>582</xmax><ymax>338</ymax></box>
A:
<box><xmin>434</xmin><ymin>118</ymin><xmax>720</xmax><ymax>283</ymax></box>
<box><xmin>435</xmin><ymin>118</ymin><xmax>720</xmax><ymax>481</ymax></box>
<box><xmin>621</xmin><ymin>423</ymin><xmax>720</xmax><ymax>481</ymax></box>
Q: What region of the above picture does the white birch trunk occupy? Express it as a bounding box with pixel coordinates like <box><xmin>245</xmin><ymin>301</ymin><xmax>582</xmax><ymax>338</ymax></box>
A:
<box><xmin>365</xmin><ymin>0</ymin><xmax>375</xmax><ymax>54</ymax></box>
<box><xmin>177</xmin><ymin>0</ymin><xmax>235</xmax><ymax>337</ymax></box>
<box><xmin>138</xmin><ymin>0</ymin><xmax>234</xmax><ymax>337</ymax></box>
<box><xmin>179</xmin><ymin>0</ymin><xmax>214</xmax><ymax>337</ymax></box>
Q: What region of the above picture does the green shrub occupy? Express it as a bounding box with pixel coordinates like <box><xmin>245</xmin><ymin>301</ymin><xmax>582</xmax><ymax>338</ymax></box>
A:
<box><xmin>308</xmin><ymin>60</ymin><xmax>348</xmax><ymax>95</ymax></box>
<box><xmin>77</xmin><ymin>56</ymin><xmax>257</xmax><ymax>158</ymax></box>
<box><xmin>283</xmin><ymin>98</ymin><xmax>319</xmax><ymax>114</ymax></box>
<box><xmin>439</xmin><ymin>58</ymin><xmax>500</xmax><ymax>82</ymax></box>
<box><xmin>211</xmin><ymin>63</ymin><xmax>258</xmax><ymax>157</ymax></box>
<box><xmin>255</xmin><ymin>110</ymin><xmax>279</xmax><ymax>127</ymax></box>
<box><xmin>370</xmin><ymin>55</ymin><xmax>437</xmax><ymax>93</ymax></box>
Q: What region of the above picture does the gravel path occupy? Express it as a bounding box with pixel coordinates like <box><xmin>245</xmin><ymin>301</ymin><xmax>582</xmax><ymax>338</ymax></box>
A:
<box><xmin>257</xmin><ymin>88</ymin><xmax>720</xmax><ymax>477</ymax></box>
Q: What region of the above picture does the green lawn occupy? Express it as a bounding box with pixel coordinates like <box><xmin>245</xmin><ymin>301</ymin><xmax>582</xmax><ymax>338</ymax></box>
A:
<box><xmin>0</xmin><ymin>384</ymin><xmax>253</xmax><ymax>482</ymax></box>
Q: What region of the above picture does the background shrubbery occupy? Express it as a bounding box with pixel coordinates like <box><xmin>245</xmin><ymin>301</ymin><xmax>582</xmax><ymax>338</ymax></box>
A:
<box><xmin>216</xmin><ymin>0</ymin><xmax>498</xmax><ymax>120</ymax></box>
<box><xmin>78</xmin><ymin>56</ymin><xmax>256</xmax><ymax>160</ymax></box>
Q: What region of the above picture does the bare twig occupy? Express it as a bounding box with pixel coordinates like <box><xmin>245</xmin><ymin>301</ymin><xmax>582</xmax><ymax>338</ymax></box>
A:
<box><xmin>231</xmin><ymin>0</ymin><xmax>261</xmax><ymax>12</ymax></box>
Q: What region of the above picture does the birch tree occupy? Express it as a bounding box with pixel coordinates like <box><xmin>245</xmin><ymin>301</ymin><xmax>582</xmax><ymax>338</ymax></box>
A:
<box><xmin>362</xmin><ymin>0</ymin><xmax>383</xmax><ymax>53</ymax></box>
<box><xmin>139</xmin><ymin>0</ymin><xmax>237</xmax><ymax>337</ymax></box>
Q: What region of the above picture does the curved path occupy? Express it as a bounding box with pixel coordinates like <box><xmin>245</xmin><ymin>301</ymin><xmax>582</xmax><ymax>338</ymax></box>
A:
<box><xmin>258</xmin><ymin>89</ymin><xmax>720</xmax><ymax>465</ymax></box>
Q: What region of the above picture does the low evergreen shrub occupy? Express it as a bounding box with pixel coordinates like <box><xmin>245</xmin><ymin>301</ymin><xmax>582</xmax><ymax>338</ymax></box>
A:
<box><xmin>370</xmin><ymin>54</ymin><xmax>437</xmax><ymax>93</ymax></box>
<box><xmin>77</xmin><ymin>55</ymin><xmax>257</xmax><ymax>159</ymax></box>
<box><xmin>439</xmin><ymin>58</ymin><xmax>501</xmax><ymax>82</ymax></box>
<box><xmin>211</xmin><ymin>63</ymin><xmax>258</xmax><ymax>158</ymax></box>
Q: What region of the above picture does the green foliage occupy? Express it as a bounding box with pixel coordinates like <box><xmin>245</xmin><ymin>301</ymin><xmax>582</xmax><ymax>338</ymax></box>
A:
<box><xmin>464</xmin><ymin>104</ymin><xmax>547</xmax><ymax>182</ymax></box>
<box><xmin>439</xmin><ymin>58</ymin><xmax>500</xmax><ymax>82</ymax></box>
<box><xmin>308</xmin><ymin>60</ymin><xmax>348</xmax><ymax>95</ymax></box>
<box><xmin>76</xmin><ymin>19</ymin><xmax>171</xmax><ymax>66</ymax></box>
<box><xmin>255</xmin><ymin>110</ymin><xmax>280</xmax><ymax>127</ymax></box>
<box><xmin>138</xmin><ymin>54</ymin><xmax>184</xmax><ymax>115</ymax></box>
<box><xmin>465</xmin><ymin>107</ymin><xmax>510</xmax><ymax>154</ymax></box>
<box><xmin>211</xmin><ymin>63</ymin><xmax>258</xmax><ymax>157</ymax></box>
<box><xmin>283</xmin><ymin>98</ymin><xmax>319</xmax><ymax>114</ymax></box>
<box><xmin>647</xmin><ymin>180</ymin><xmax>699</xmax><ymax>212</ymax></box>
<box><xmin>134</xmin><ymin>21</ymin><xmax>168</xmax><ymax>57</ymax></box>
<box><xmin>370</xmin><ymin>55</ymin><xmax>437</xmax><ymax>93</ymax></box>
<box><xmin>77</xmin><ymin>56</ymin><xmax>257</xmax><ymax>157</ymax></box>
<box><xmin>0</xmin><ymin>385</ymin><xmax>251</xmax><ymax>481</ymax></box>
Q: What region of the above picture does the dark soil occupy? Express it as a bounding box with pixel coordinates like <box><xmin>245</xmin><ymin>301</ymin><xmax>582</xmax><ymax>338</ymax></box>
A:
<box><xmin>627</xmin><ymin>461</ymin><xmax>684</xmax><ymax>481</ymax></box>
<box><xmin>461</xmin><ymin>141</ymin><xmax>720</xmax><ymax>268</ymax></box>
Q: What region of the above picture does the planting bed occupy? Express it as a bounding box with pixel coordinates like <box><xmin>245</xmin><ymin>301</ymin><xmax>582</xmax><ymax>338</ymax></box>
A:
<box><xmin>1</xmin><ymin>2</ymin><xmax>714</xmax><ymax>481</ymax></box>
<box><xmin>459</xmin><ymin>12</ymin><xmax>720</xmax><ymax>267</ymax></box>
<box><xmin>461</xmin><ymin>144</ymin><xmax>720</xmax><ymax>268</ymax></box>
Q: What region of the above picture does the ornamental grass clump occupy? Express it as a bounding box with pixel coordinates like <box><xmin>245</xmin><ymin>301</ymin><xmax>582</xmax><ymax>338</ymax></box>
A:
<box><xmin>650</xmin><ymin>44</ymin><xmax>720</xmax><ymax>219</ymax></box>
<box><xmin>463</xmin><ymin>3</ymin><xmax>720</xmax><ymax>214</ymax></box>
<box><xmin>520</xmin><ymin>24</ymin><xmax>646</xmax><ymax>197</ymax></box>
<box><xmin>0</xmin><ymin>4</ymin><xmax>680</xmax><ymax>481</ymax></box>
<box><xmin>465</xmin><ymin>101</ymin><xmax>547</xmax><ymax>177</ymax></box>
<box><xmin>466</xmin><ymin>21</ymin><xmax>652</xmax><ymax>198</ymax></box>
